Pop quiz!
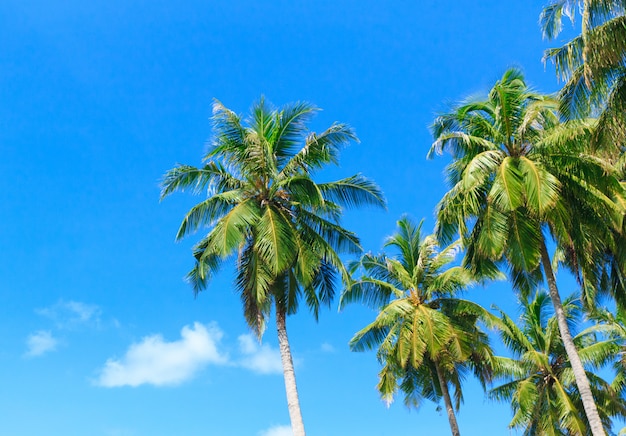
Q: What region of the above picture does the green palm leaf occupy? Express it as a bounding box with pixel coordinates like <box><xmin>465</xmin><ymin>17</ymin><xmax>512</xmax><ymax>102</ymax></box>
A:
<box><xmin>255</xmin><ymin>205</ymin><xmax>297</xmax><ymax>275</ymax></box>
<box><xmin>175</xmin><ymin>190</ymin><xmax>244</xmax><ymax>239</ymax></box>
<box><xmin>272</xmin><ymin>102</ymin><xmax>318</xmax><ymax>164</ymax></box>
<box><xmin>318</xmin><ymin>174</ymin><xmax>386</xmax><ymax>209</ymax></box>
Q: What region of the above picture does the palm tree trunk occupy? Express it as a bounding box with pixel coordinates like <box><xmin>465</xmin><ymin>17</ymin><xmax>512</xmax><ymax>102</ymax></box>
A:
<box><xmin>582</xmin><ymin>0</ymin><xmax>592</xmax><ymax>88</ymax></box>
<box><xmin>539</xmin><ymin>238</ymin><xmax>605</xmax><ymax>436</ymax></box>
<box><xmin>434</xmin><ymin>360</ymin><xmax>461</xmax><ymax>436</ymax></box>
<box><xmin>276</xmin><ymin>305</ymin><xmax>306</xmax><ymax>436</ymax></box>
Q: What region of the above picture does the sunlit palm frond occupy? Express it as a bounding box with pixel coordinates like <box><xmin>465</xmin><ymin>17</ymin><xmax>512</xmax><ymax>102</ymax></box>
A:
<box><xmin>206</xmin><ymin>99</ymin><xmax>248</xmax><ymax>164</ymax></box>
<box><xmin>272</xmin><ymin>101</ymin><xmax>318</xmax><ymax>166</ymax></box>
<box><xmin>318</xmin><ymin>174</ymin><xmax>386</xmax><ymax>209</ymax></box>
<box><xmin>255</xmin><ymin>205</ymin><xmax>298</xmax><ymax>275</ymax></box>
<box><xmin>175</xmin><ymin>189</ymin><xmax>245</xmax><ymax>239</ymax></box>
<box><xmin>279</xmin><ymin>123</ymin><xmax>357</xmax><ymax>178</ymax></box>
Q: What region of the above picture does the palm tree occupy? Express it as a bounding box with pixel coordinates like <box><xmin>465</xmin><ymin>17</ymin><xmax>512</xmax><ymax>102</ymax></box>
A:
<box><xmin>489</xmin><ymin>291</ymin><xmax>625</xmax><ymax>435</ymax></box>
<box><xmin>540</xmin><ymin>0</ymin><xmax>626</xmax><ymax>144</ymax></box>
<box><xmin>341</xmin><ymin>217</ymin><xmax>493</xmax><ymax>436</ymax></box>
<box><xmin>540</xmin><ymin>0</ymin><xmax>626</xmax><ymax>311</ymax></box>
<box><xmin>429</xmin><ymin>68</ymin><xmax>626</xmax><ymax>436</ymax></box>
<box><xmin>161</xmin><ymin>98</ymin><xmax>385</xmax><ymax>436</ymax></box>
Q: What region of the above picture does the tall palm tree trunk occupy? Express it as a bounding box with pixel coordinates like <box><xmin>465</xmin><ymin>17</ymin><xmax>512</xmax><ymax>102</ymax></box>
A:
<box><xmin>276</xmin><ymin>305</ymin><xmax>306</xmax><ymax>436</ymax></box>
<box><xmin>539</xmin><ymin>238</ymin><xmax>605</xmax><ymax>436</ymax></box>
<box><xmin>434</xmin><ymin>360</ymin><xmax>461</xmax><ymax>436</ymax></box>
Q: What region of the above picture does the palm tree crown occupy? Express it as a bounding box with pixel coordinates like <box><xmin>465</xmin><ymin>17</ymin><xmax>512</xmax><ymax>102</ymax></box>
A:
<box><xmin>342</xmin><ymin>217</ymin><xmax>492</xmax><ymax>436</ymax></box>
<box><xmin>429</xmin><ymin>67</ymin><xmax>623</xmax><ymax>305</ymax></box>
<box><xmin>162</xmin><ymin>98</ymin><xmax>385</xmax><ymax>333</ymax></box>
<box><xmin>489</xmin><ymin>291</ymin><xmax>626</xmax><ymax>435</ymax></box>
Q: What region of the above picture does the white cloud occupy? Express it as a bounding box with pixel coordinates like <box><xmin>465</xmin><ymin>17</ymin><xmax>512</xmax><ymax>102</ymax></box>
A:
<box><xmin>238</xmin><ymin>334</ymin><xmax>283</xmax><ymax>375</ymax></box>
<box><xmin>258</xmin><ymin>425</ymin><xmax>293</xmax><ymax>436</ymax></box>
<box><xmin>36</xmin><ymin>300</ymin><xmax>102</xmax><ymax>328</ymax></box>
<box><xmin>24</xmin><ymin>330</ymin><xmax>58</xmax><ymax>357</ymax></box>
<box><xmin>320</xmin><ymin>342</ymin><xmax>334</xmax><ymax>353</ymax></box>
<box><xmin>95</xmin><ymin>322</ymin><xmax>228</xmax><ymax>387</ymax></box>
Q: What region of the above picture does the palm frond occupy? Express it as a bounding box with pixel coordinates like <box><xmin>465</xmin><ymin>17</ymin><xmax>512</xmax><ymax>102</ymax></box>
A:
<box><xmin>206</xmin><ymin>99</ymin><xmax>248</xmax><ymax>164</ymax></box>
<box><xmin>198</xmin><ymin>199</ymin><xmax>261</xmax><ymax>256</ymax></box>
<box><xmin>160</xmin><ymin>162</ymin><xmax>244</xmax><ymax>199</ymax></box>
<box><xmin>272</xmin><ymin>101</ymin><xmax>318</xmax><ymax>166</ymax></box>
<box><xmin>279</xmin><ymin>123</ymin><xmax>358</xmax><ymax>177</ymax></box>
<box><xmin>318</xmin><ymin>174</ymin><xmax>386</xmax><ymax>210</ymax></box>
<box><xmin>541</xmin><ymin>0</ymin><xmax>571</xmax><ymax>40</ymax></box>
<box><xmin>175</xmin><ymin>189</ymin><xmax>244</xmax><ymax>239</ymax></box>
<box><xmin>236</xmin><ymin>242</ymin><xmax>273</xmax><ymax>337</ymax></box>
<box><xmin>255</xmin><ymin>205</ymin><xmax>298</xmax><ymax>275</ymax></box>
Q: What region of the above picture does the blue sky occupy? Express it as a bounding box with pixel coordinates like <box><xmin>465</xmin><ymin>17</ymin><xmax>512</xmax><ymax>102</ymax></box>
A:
<box><xmin>0</xmin><ymin>1</ymin><xmax>589</xmax><ymax>435</ymax></box>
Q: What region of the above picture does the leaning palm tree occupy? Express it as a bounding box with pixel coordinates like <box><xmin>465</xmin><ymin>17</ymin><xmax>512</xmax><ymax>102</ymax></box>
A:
<box><xmin>161</xmin><ymin>98</ymin><xmax>385</xmax><ymax>436</ymax></box>
<box><xmin>341</xmin><ymin>217</ymin><xmax>493</xmax><ymax>436</ymax></box>
<box><xmin>429</xmin><ymin>68</ymin><xmax>626</xmax><ymax>436</ymax></box>
<box><xmin>489</xmin><ymin>291</ymin><xmax>625</xmax><ymax>435</ymax></box>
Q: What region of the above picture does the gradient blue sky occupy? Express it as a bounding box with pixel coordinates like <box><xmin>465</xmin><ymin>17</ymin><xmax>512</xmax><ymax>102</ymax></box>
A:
<box><xmin>0</xmin><ymin>1</ymin><xmax>591</xmax><ymax>435</ymax></box>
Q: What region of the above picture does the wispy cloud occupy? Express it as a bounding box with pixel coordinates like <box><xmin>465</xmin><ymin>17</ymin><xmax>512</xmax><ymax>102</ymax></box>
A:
<box><xmin>24</xmin><ymin>330</ymin><xmax>58</xmax><ymax>357</ymax></box>
<box><xmin>258</xmin><ymin>425</ymin><xmax>293</xmax><ymax>436</ymax></box>
<box><xmin>36</xmin><ymin>300</ymin><xmax>102</xmax><ymax>329</ymax></box>
<box><xmin>320</xmin><ymin>342</ymin><xmax>335</xmax><ymax>353</ymax></box>
<box><xmin>238</xmin><ymin>334</ymin><xmax>283</xmax><ymax>375</ymax></box>
<box><xmin>95</xmin><ymin>322</ymin><xmax>228</xmax><ymax>387</ymax></box>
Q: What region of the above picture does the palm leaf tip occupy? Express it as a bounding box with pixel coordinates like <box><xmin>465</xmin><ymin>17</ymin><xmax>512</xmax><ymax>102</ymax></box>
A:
<box><xmin>319</xmin><ymin>175</ymin><xmax>386</xmax><ymax>210</ymax></box>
